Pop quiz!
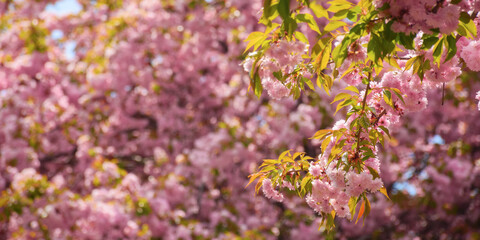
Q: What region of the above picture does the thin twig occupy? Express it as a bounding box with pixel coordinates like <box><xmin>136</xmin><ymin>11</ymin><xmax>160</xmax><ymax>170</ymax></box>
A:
<box><xmin>372</xmin><ymin>109</ymin><xmax>387</xmax><ymax>126</ymax></box>
<box><xmin>356</xmin><ymin>71</ymin><xmax>372</xmax><ymax>154</ymax></box>
<box><xmin>442</xmin><ymin>82</ymin><xmax>445</xmax><ymax>106</ymax></box>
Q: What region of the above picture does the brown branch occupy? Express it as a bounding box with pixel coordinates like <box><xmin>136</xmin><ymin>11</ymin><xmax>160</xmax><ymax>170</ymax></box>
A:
<box><xmin>356</xmin><ymin>71</ymin><xmax>372</xmax><ymax>154</ymax></box>
<box><xmin>441</xmin><ymin>82</ymin><xmax>445</xmax><ymax>106</ymax></box>
<box><xmin>372</xmin><ymin>109</ymin><xmax>387</xmax><ymax>126</ymax></box>
<box><xmin>392</xmin><ymin>56</ymin><xmax>412</xmax><ymax>60</ymax></box>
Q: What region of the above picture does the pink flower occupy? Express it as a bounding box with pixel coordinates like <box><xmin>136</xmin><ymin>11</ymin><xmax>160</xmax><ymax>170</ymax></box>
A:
<box><xmin>461</xmin><ymin>40</ymin><xmax>480</xmax><ymax>71</ymax></box>
<box><xmin>309</xmin><ymin>164</ymin><xmax>322</xmax><ymax>177</ymax></box>
<box><xmin>262</xmin><ymin>178</ymin><xmax>284</xmax><ymax>202</ymax></box>
<box><xmin>327</xmin><ymin>168</ymin><xmax>346</xmax><ymax>188</ymax></box>
<box><xmin>345</xmin><ymin>171</ymin><xmax>382</xmax><ymax>197</ymax></box>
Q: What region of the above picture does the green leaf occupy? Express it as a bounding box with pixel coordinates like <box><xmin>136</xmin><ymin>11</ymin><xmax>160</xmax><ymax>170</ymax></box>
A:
<box><xmin>367</xmin><ymin>166</ymin><xmax>380</xmax><ymax>179</ymax></box>
<box><xmin>253</xmin><ymin>71</ymin><xmax>263</xmax><ymax>98</ymax></box>
<box><xmin>302</xmin><ymin>77</ymin><xmax>315</xmax><ymax>90</ymax></box>
<box><xmin>259</xmin><ymin>165</ymin><xmax>276</xmax><ymax>173</ymax></box>
<box><xmin>432</xmin><ymin>37</ymin><xmax>444</xmax><ymax>65</ymax></box>
<box><xmin>324</xmin><ymin>20</ymin><xmax>347</xmax><ymax>32</ymax></box>
<box><xmin>398</xmin><ymin>33</ymin><xmax>415</xmax><ymax>49</ymax></box>
<box><xmin>404</xmin><ymin>56</ymin><xmax>417</xmax><ymax>71</ymax></box>
<box><xmin>322</xmin><ymin>73</ymin><xmax>334</xmax><ymax>94</ymax></box>
<box><xmin>383</xmin><ymin>90</ymin><xmax>393</xmax><ymax>108</ymax></box>
<box><xmin>444</xmin><ymin>34</ymin><xmax>457</xmax><ymax>62</ymax></box>
<box><xmin>244</xmin><ymin>31</ymin><xmax>266</xmax><ymax>52</ymax></box>
<box><xmin>262</xmin><ymin>0</ymin><xmax>273</xmax><ymax>20</ymax></box>
<box><xmin>457</xmin><ymin>23</ymin><xmax>469</xmax><ymax>37</ymax></box>
<box><xmin>331</xmin><ymin>9</ymin><xmax>349</xmax><ymax>20</ymax></box>
<box><xmin>420</xmin><ymin>59</ymin><xmax>431</xmax><ymax>80</ymax></box>
<box><xmin>246</xmin><ymin>173</ymin><xmax>262</xmax><ymax>188</ymax></box>
<box><xmin>348</xmin><ymin>197</ymin><xmax>357</xmax><ymax>220</ymax></box>
<box><xmin>346</xmin><ymin>6</ymin><xmax>361</xmax><ymax>21</ymax></box>
<box><xmin>349</xmin><ymin>23</ymin><xmax>366</xmax><ymax>38</ymax></box>
<box><xmin>331</xmin><ymin>92</ymin><xmax>352</xmax><ymax>104</ymax></box>
<box><xmin>460</xmin><ymin>12</ymin><xmax>477</xmax><ymax>37</ymax></box>
<box><xmin>292</xmin><ymin>152</ymin><xmax>302</xmax><ymax>160</ymax></box>
<box><xmin>301</xmin><ymin>175</ymin><xmax>312</xmax><ymax>192</ymax></box>
<box><xmin>386</xmin><ymin>57</ymin><xmax>400</xmax><ymax>69</ymax></box>
<box><xmin>315</xmin><ymin>39</ymin><xmax>332</xmax><ymax>71</ymax></box>
<box><xmin>327</xmin><ymin>0</ymin><xmax>353</xmax><ymax>13</ymax></box>
<box><xmin>285</xmin><ymin>17</ymin><xmax>298</xmax><ymax>38</ymax></box>
<box><xmin>345</xmin><ymin>85</ymin><xmax>359</xmax><ymax>94</ymax></box>
<box><xmin>311</xmin><ymin>129</ymin><xmax>333</xmax><ymax>139</ymax></box>
<box><xmin>321</xmin><ymin>136</ymin><xmax>332</xmax><ymax>153</ymax></box>
<box><xmin>263</xmin><ymin>159</ymin><xmax>280</xmax><ymax>165</ymax></box>
<box><xmin>279</xmin><ymin>149</ymin><xmax>291</xmax><ymax>161</ymax></box>
<box><xmin>310</xmin><ymin>2</ymin><xmax>329</xmax><ymax>18</ymax></box>
<box><xmin>458</xmin><ymin>12</ymin><xmax>477</xmax><ymax>38</ymax></box>
<box><xmin>378</xmin><ymin>131</ymin><xmax>385</xmax><ymax>146</ymax></box>
<box><xmin>363</xmin><ymin>197</ymin><xmax>371</xmax><ymax>222</ymax></box>
<box><xmin>273</xmin><ymin>71</ymin><xmax>283</xmax><ymax>81</ymax></box>
<box><xmin>294</xmin><ymin>31</ymin><xmax>309</xmax><ymax>44</ymax></box>
<box><xmin>292</xmin><ymin>84</ymin><xmax>301</xmax><ymax>99</ymax></box>
<box><xmin>421</xmin><ymin>35</ymin><xmax>439</xmax><ymax>49</ymax></box>
<box><xmin>331</xmin><ymin>36</ymin><xmax>352</xmax><ymax>67</ymax></box>
<box><xmin>389</xmin><ymin>87</ymin><xmax>405</xmax><ymax>104</ymax></box>
<box><xmin>359</xmin><ymin>115</ymin><xmax>370</xmax><ymax>129</ymax></box>
<box><xmin>367</xmin><ymin>33</ymin><xmax>382</xmax><ymax>63</ymax></box>
<box><xmin>296</xmin><ymin>13</ymin><xmax>321</xmax><ymax>34</ymax></box>
<box><xmin>255</xmin><ymin>176</ymin><xmax>266</xmax><ymax>194</ymax></box>
<box><xmin>334</xmin><ymin>98</ymin><xmax>352</xmax><ymax>115</ymax></box>
<box><xmin>278</xmin><ymin>0</ymin><xmax>291</xmax><ymax>21</ymax></box>
<box><xmin>340</xmin><ymin>65</ymin><xmax>357</xmax><ymax>79</ymax></box>
<box><xmin>312</xmin><ymin>37</ymin><xmax>332</xmax><ymax>59</ymax></box>
<box><xmin>367</xmin><ymin>130</ymin><xmax>377</xmax><ymax>144</ymax></box>
<box><xmin>378</xmin><ymin>126</ymin><xmax>391</xmax><ymax>139</ymax></box>
<box><xmin>380</xmin><ymin>186</ymin><xmax>390</xmax><ymax>200</ymax></box>
<box><xmin>382</xmin><ymin>21</ymin><xmax>397</xmax><ymax>41</ymax></box>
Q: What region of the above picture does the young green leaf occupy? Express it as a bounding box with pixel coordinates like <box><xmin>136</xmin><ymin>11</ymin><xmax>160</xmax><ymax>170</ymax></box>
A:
<box><xmin>297</xmin><ymin>13</ymin><xmax>321</xmax><ymax>34</ymax></box>
<box><xmin>380</xmin><ymin>186</ymin><xmax>391</xmax><ymax>200</ymax></box>
<box><xmin>278</xmin><ymin>0</ymin><xmax>291</xmax><ymax>21</ymax></box>
<box><xmin>324</xmin><ymin>20</ymin><xmax>347</xmax><ymax>32</ymax></box>
<box><xmin>345</xmin><ymin>85</ymin><xmax>359</xmax><ymax>94</ymax></box>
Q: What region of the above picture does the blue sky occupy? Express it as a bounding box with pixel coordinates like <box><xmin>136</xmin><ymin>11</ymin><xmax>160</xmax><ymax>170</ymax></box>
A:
<box><xmin>45</xmin><ymin>0</ymin><xmax>82</xmax><ymax>60</ymax></box>
<box><xmin>45</xmin><ymin>0</ymin><xmax>81</xmax><ymax>16</ymax></box>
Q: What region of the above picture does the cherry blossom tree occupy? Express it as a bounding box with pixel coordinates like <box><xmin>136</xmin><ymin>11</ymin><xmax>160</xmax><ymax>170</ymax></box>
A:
<box><xmin>0</xmin><ymin>0</ymin><xmax>479</xmax><ymax>239</ymax></box>
<box><xmin>244</xmin><ymin>0</ymin><xmax>480</xmax><ymax>237</ymax></box>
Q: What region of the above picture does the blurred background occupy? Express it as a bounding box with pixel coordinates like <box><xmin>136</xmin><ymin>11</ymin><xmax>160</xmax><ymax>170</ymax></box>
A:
<box><xmin>0</xmin><ymin>0</ymin><xmax>479</xmax><ymax>239</ymax></box>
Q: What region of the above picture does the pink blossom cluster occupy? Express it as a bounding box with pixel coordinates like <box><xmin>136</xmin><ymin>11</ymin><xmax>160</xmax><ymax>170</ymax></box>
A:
<box><xmin>460</xmin><ymin>40</ymin><xmax>480</xmax><ymax>71</ymax></box>
<box><xmin>425</xmin><ymin>56</ymin><xmax>462</xmax><ymax>84</ymax></box>
<box><xmin>379</xmin><ymin>71</ymin><xmax>428</xmax><ymax>114</ymax></box>
<box><xmin>456</xmin><ymin>18</ymin><xmax>480</xmax><ymax>72</ymax></box>
<box><xmin>343</xmin><ymin>76</ymin><xmax>480</xmax><ymax>238</ymax></box>
<box><xmin>336</xmin><ymin>36</ymin><xmax>368</xmax><ymax>86</ymax></box>
<box><xmin>302</xmin><ymin>144</ymin><xmax>383</xmax><ymax>219</ymax></box>
<box><xmin>2</xmin><ymin>0</ymin><xmax>480</xmax><ymax>238</ymax></box>
<box><xmin>2</xmin><ymin>0</ymin><xmax>328</xmax><ymax>239</ymax></box>
<box><xmin>374</xmin><ymin>0</ymin><xmax>474</xmax><ymax>34</ymax></box>
<box><xmin>243</xmin><ymin>40</ymin><xmax>309</xmax><ymax>99</ymax></box>
<box><xmin>0</xmin><ymin>0</ymin><xmax>330</xmax><ymax>237</ymax></box>
<box><xmin>370</xmin><ymin>54</ymin><xmax>461</xmax><ymax>129</ymax></box>
<box><xmin>262</xmin><ymin>178</ymin><xmax>285</xmax><ymax>202</ymax></box>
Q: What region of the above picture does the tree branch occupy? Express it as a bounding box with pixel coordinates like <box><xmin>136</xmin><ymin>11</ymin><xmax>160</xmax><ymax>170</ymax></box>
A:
<box><xmin>356</xmin><ymin>71</ymin><xmax>372</xmax><ymax>155</ymax></box>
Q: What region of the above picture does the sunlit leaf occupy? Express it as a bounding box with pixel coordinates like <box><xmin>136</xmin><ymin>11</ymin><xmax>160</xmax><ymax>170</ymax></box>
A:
<box><xmin>355</xmin><ymin>200</ymin><xmax>365</xmax><ymax>224</ymax></box>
